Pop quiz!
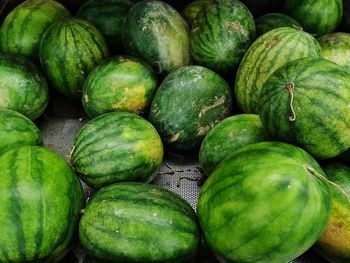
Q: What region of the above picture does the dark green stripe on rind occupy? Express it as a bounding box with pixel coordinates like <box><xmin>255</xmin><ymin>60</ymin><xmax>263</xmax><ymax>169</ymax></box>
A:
<box><xmin>70</xmin><ymin>112</ymin><xmax>163</xmax><ymax>188</ymax></box>
<box><xmin>39</xmin><ymin>17</ymin><xmax>109</xmax><ymax>97</ymax></box>
<box><xmin>234</xmin><ymin>27</ymin><xmax>321</xmax><ymax>114</ymax></box>
<box><xmin>0</xmin><ymin>146</ymin><xmax>83</xmax><ymax>263</ymax></box>
<box><xmin>198</xmin><ymin>141</ymin><xmax>330</xmax><ymax>263</ymax></box>
<box><xmin>79</xmin><ymin>182</ymin><xmax>200</xmax><ymax>262</ymax></box>
<box><xmin>259</xmin><ymin>57</ymin><xmax>350</xmax><ymax>159</ymax></box>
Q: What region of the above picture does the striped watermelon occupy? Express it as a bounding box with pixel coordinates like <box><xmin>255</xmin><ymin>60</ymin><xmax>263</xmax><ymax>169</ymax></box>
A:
<box><xmin>198</xmin><ymin>141</ymin><xmax>331</xmax><ymax>263</ymax></box>
<box><xmin>235</xmin><ymin>27</ymin><xmax>322</xmax><ymax>114</ymax></box>
<box><xmin>283</xmin><ymin>0</ymin><xmax>343</xmax><ymax>36</ymax></box>
<box><xmin>190</xmin><ymin>0</ymin><xmax>256</xmax><ymax>74</ymax></box>
<box><xmin>318</xmin><ymin>32</ymin><xmax>350</xmax><ymax>72</ymax></box>
<box><xmin>76</xmin><ymin>0</ymin><xmax>135</xmax><ymax>53</ymax></box>
<box><xmin>0</xmin><ymin>146</ymin><xmax>84</xmax><ymax>263</ymax></box>
<box><xmin>259</xmin><ymin>57</ymin><xmax>350</xmax><ymax>159</ymax></box>
<box><xmin>82</xmin><ymin>55</ymin><xmax>158</xmax><ymax>118</ymax></box>
<box><xmin>79</xmin><ymin>182</ymin><xmax>200</xmax><ymax>262</ymax></box>
<box><xmin>0</xmin><ymin>108</ymin><xmax>42</xmax><ymax>156</ymax></box>
<box><xmin>70</xmin><ymin>111</ymin><xmax>163</xmax><ymax>188</ymax></box>
<box><xmin>39</xmin><ymin>17</ymin><xmax>109</xmax><ymax>97</ymax></box>
<box><xmin>0</xmin><ymin>0</ymin><xmax>70</xmax><ymax>61</ymax></box>
<box><xmin>199</xmin><ymin>114</ymin><xmax>269</xmax><ymax>176</ymax></box>
<box><xmin>255</xmin><ymin>13</ymin><xmax>302</xmax><ymax>37</ymax></box>
<box><xmin>122</xmin><ymin>0</ymin><xmax>191</xmax><ymax>75</ymax></box>
<box><xmin>181</xmin><ymin>0</ymin><xmax>209</xmax><ymax>26</ymax></box>
<box><xmin>0</xmin><ymin>53</ymin><xmax>49</xmax><ymax>120</ymax></box>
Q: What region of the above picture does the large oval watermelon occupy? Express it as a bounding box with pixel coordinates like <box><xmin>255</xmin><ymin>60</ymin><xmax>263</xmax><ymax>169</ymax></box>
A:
<box><xmin>82</xmin><ymin>55</ymin><xmax>158</xmax><ymax>118</ymax></box>
<box><xmin>190</xmin><ymin>0</ymin><xmax>256</xmax><ymax>74</ymax></box>
<box><xmin>259</xmin><ymin>57</ymin><xmax>350</xmax><ymax>159</ymax></box>
<box><xmin>0</xmin><ymin>0</ymin><xmax>70</xmax><ymax>61</ymax></box>
<box><xmin>198</xmin><ymin>141</ymin><xmax>331</xmax><ymax>263</ymax></box>
<box><xmin>234</xmin><ymin>27</ymin><xmax>321</xmax><ymax>114</ymax></box>
<box><xmin>0</xmin><ymin>53</ymin><xmax>49</xmax><ymax>120</ymax></box>
<box><xmin>79</xmin><ymin>182</ymin><xmax>200</xmax><ymax>262</ymax></box>
<box><xmin>149</xmin><ymin>65</ymin><xmax>232</xmax><ymax>150</ymax></box>
<box><xmin>39</xmin><ymin>17</ymin><xmax>109</xmax><ymax>97</ymax></box>
<box><xmin>122</xmin><ymin>0</ymin><xmax>191</xmax><ymax>75</ymax></box>
<box><xmin>70</xmin><ymin>111</ymin><xmax>163</xmax><ymax>188</ymax></box>
<box><xmin>0</xmin><ymin>108</ymin><xmax>42</xmax><ymax>156</ymax></box>
<box><xmin>0</xmin><ymin>145</ymin><xmax>84</xmax><ymax>263</ymax></box>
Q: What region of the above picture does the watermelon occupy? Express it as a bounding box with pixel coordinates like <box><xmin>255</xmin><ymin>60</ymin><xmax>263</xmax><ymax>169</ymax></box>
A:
<box><xmin>190</xmin><ymin>0</ymin><xmax>255</xmax><ymax>74</ymax></box>
<box><xmin>234</xmin><ymin>27</ymin><xmax>322</xmax><ymax>114</ymax></box>
<box><xmin>315</xmin><ymin>161</ymin><xmax>350</xmax><ymax>263</ymax></box>
<box><xmin>76</xmin><ymin>0</ymin><xmax>135</xmax><ymax>53</ymax></box>
<box><xmin>122</xmin><ymin>0</ymin><xmax>191</xmax><ymax>75</ymax></box>
<box><xmin>240</xmin><ymin>0</ymin><xmax>284</xmax><ymax>17</ymax></box>
<box><xmin>198</xmin><ymin>141</ymin><xmax>331</xmax><ymax>263</ymax></box>
<box><xmin>0</xmin><ymin>145</ymin><xmax>84</xmax><ymax>263</ymax></box>
<box><xmin>255</xmin><ymin>13</ymin><xmax>302</xmax><ymax>37</ymax></box>
<box><xmin>259</xmin><ymin>57</ymin><xmax>350</xmax><ymax>160</ymax></box>
<box><xmin>181</xmin><ymin>0</ymin><xmax>209</xmax><ymax>26</ymax></box>
<box><xmin>0</xmin><ymin>0</ymin><xmax>70</xmax><ymax>62</ymax></box>
<box><xmin>0</xmin><ymin>108</ymin><xmax>42</xmax><ymax>156</ymax></box>
<box><xmin>148</xmin><ymin>65</ymin><xmax>232</xmax><ymax>151</ymax></box>
<box><xmin>199</xmin><ymin>114</ymin><xmax>269</xmax><ymax>176</ymax></box>
<box><xmin>39</xmin><ymin>17</ymin><xmax>109</xmax><ymax>97</ymax></box>
<box><xmin>79</xmin><ymin>182</ymin><xmax>200</xmax><ymax>262</ymax></box>
<box><xmin>82</xmin><ymin>55</ymin><xmax>158</xmax><ymax>118</ymax></box>
<box><xmin>0</xmin><ymin>53</ymin><xmax>49</xmax><ymax>120</ymax></box>
<box><xmin>283</xmin><ymin>0</ymin><xmax>343</xmax><ymax>36</ymax></box>
<box><xmin>70</xmin><ymin>111</ymin><xmax>163</xmax><ymax>188</ymax></box>
<box><xmin>318</xmin><ymin>32</ymin><xmax>350</xmax><ymax>72</ymax></box>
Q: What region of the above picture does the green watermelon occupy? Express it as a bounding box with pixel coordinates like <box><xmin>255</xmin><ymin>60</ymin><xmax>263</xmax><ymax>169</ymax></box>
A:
<box><xmin>0</xmin><ymin>53</ymin><xmax>49</xmax><ymax>120</ymax></box>
<box><xmin>79</xmin><ymin>182</ymin><xmax>200</xmax><ymax>262</ymax></box>
<box><xmin>70</xmin><ymin>111</ymin><xmax>163</xmax><ymax>188</ymax></box>
<box><xmin>315</xmin><ymin>161</ymin><xmax>350</xmax><ymax>263</ymax></box>
<box><xmin>0</xmin><ymin>108</ymin><xmax>42</xmax><ymax>156</ymax></box>
<box><xmin>0</xmin><ymin>145</ymin><xmax>84</xmax><ymax>263</ymax></box>
<box><xmin>0</xmin><ymin>0</ymin><xmax>70</xmax><ymax>62</ymax></box>
<box><xmin>190</xmin><ymin>0</ymin><xmax>255</xmax><ymax>74</ymax></box>
<box><xmin>234</xmin><ymin>27</ymin><xmax>322</xmax><ymax>114</ymax></box>
<box><xmin>148</xmin><ymin>65</ymin><xmax>232</xmax><ymax>151</ymax></box>
<box><xmin>82</xmin><ymin>55</ymin><xmax>158</xmax><ymax>118</ymax></box>
<box><xmin>255</xmin><ymin>13</ymin><xmax>302</xmax><ymax>37</ymax></box>
<box><xmin>199</xmin><ymin>114</ymin><xmax>269</xmax><ymax>176</ymax></box>
<box><xmin>76</xmin><ymin>0</ymin><xmax>135</xmax><ymax>53</ymax></box>
<box><xmin>283</xmin><ymin>0</ymin><xmax>343</xmax><ymax>36</ymax></box>
<box><xmin>259</xmin><ymin>57</ymin><xmax>350</xmax><ymax>159</ymax></box>
<box><xmin>39</xmin><ymin>17</ymin><xmax>109</xmax><ymax>97</ymax></box>
<box><xmin>198</xmin><ymin>141</ymin><xmax>331</xmax><ymax>263</ymax></box>
<box><xmin>181</xmin><ymin>0</ymin><xmax>209</xmax><ymax>26</ymax></box>
<box><xmin>318</xmin><ymin>32</ymin><xmax>350</xmax><ymax>72</ymax></box>
<box><xmin>122</xmin><ymin>0</ymin><xmax>191</xmax><ymax>75</ymax></box>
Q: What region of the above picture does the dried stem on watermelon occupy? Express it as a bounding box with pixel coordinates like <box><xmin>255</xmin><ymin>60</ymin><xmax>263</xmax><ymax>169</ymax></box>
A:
<box><xmin>286</xmin><ymin>82</ymin><xmax>296</xmax><ymax>121</ymax></box>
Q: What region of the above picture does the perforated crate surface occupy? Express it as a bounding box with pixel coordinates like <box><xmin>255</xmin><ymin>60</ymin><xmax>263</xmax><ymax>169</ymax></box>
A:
<box><xmin>37</xmin><ymin>91</ymin><xmax>328</xmax><ymax>263</ymax></box>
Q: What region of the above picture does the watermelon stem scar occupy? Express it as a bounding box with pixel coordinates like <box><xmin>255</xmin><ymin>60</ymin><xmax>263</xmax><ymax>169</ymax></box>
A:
<box><xmin>305</xmin><ymin>164</ymin><xmax>350</xmax><ymax>205</ymax></box>
<box><xmin>286</xmin><ymin>82</ymin><xmax>296</xmax><ymax>121</ymax></box>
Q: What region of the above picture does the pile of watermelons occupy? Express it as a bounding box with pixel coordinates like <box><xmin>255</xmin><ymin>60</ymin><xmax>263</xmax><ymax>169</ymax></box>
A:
<box><xmin>1</xmin><ymin>0</ymin><xmax>350</xmax><ymax>262</ymax></box>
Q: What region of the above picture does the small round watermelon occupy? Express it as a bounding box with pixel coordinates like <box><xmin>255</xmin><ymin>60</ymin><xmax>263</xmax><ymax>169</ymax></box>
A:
<box><xmin>181</xmin><ymin>0</ymin><xmax>209</xmax><ymax>26</ymax></box>
<box><xmin>82</xmin><ymin>55</ymin><xmax>158</xmax><ymax>118</ymax></box>
<box><xmin>0</xmin><ymin>53</ymin><xmax>49</xmax><ymax>120</ymax></box>
<box><xmin>79</xmin><ymin>182</ymin><xmax>200</xmax><ymax>262</ymax></box>
<box><xmin>0</xmin><ymin>145</ymin><xmax>84</xmax><ymax>263</ymax></box>
<box><xmin>70</xmin><ymin>111</ymin><xmax>164</xmax><ymax>188</ymax></box>
<box><xmin>198</xmin><ymin>141</ymin><xmax>331</xmax><ymax>263</ymax></box>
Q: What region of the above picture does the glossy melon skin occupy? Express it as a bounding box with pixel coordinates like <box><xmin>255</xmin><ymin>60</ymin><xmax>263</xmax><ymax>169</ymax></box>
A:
<box><xmin>70</xmin><ymin>111</ymin><xmax>164</xmax><ymax>188</ymax></box>
<box><xmin>0</xmin><ymin>146</ymin><xmax>84</xmax><ymax>263</ymax></box>
<box><xmin>122</xmin><ymin>0</ymin><xmax>191</xmax><ymax>75</ymax></box>
<box><xmin>0</xmin><ymin>108</ymin><xmax>42</xmax><ymax>156</ymax></box>
<box><xmin>39</xmin><ymin>17</ymin><xmax>109</xmax><ymax>97</ymax></box>
<box><xmin>82</xmin><ymin>55</ymin><xmax>158</xmax><ymax>118</ymax></box>
<box><xmin>149</xmin><ymin>65</ymin><xmax>232</xmax><ymax>151</ymax></box>
<box><xmin>0</xmin><ymin>0</ymin><xmax>70</xmax><ymax>61</ymax></box>
<box><xmin>79</xmin><ymin>182</ymin><xmax>201</xmax><ymax>262</ymax></box>
<box><xmin>0</xmin><ymin>53</ymin><xmax>49</xmax><ymax>120</ymax></box>
<box><xmin>259</xmin><ymin>57</ymin><xmax>350</xmax><ymax>159</ymax></box>
<box><xmin>198</xmin><ymin>141</ymin><xmax>331</xmax><ymax>263</ymax></box>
